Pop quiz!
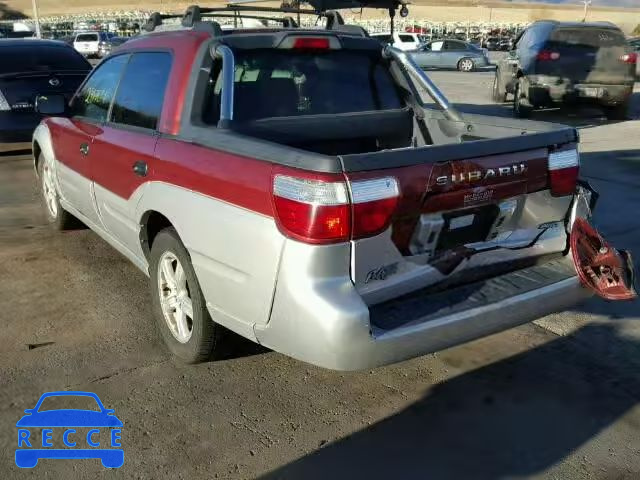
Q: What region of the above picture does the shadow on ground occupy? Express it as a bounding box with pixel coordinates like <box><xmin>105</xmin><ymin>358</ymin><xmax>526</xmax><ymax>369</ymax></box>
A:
<box><xmin>261</xmin><ymin>321</ymin><xmax>640</xmax><ymax>480</ymax></box>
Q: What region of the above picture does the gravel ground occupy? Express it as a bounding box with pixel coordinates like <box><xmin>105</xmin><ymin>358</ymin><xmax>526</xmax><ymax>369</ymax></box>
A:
<box><xmin>0</xmin><ymin>69</ymin><xmax>639</xmax><ymax>480</ymax></box>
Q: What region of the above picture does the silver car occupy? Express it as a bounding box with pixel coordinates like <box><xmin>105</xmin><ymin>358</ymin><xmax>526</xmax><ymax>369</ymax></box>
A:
<box><xmin>411</xmin><ymin>39</ymin><xmax>490</xmax><ymax>72</ymax></box>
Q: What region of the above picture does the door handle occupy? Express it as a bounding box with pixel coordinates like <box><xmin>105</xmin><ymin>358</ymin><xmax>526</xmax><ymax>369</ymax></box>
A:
<box><xmin>132</xmin><ymin>161</ymin><xmax>148</xmax><ymax>177</ymax></box>
<box><xmin>79</xmin><ymin>143</ymin><xmax>89</xmax><ymax>156</ymax></box>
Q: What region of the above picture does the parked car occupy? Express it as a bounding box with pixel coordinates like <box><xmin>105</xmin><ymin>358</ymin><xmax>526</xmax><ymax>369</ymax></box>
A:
<box><xmin>411</xmin><ymin>39</ymin><xmax>490</xmax><ymax>72</ymax></box>
<box><xmin>484</xmin><ymin>36</ymin><xmax>501</xmax><ymax>51</ymax></box>
<box><xmin>498</xmin><ymin>36</ymin><xmax>514</xmax><ymax>51</ymax></box>
<box><xmin>0</xmin><ymin>39</ymin><xmax>91</xmax><ymax>153</ymax></box>
<box><xmin>73</xmin><ymin>31</ymin><xmax>111</xmax><ymax>58</ymax></box>
<box><xmin>629</xmin><ymin>37</ymin><xmax>640</xmax><ymax>78</ymax></box>
<box><xmin>32</xmin><ymin>11</ymin><xmax>635</xmax><ymax>370</ymax></box>
<box><xmin>370</xmin><ymin>31</ymin><xmax>421</xmax><ymax>51</ymax></box>
<box><xmin>98</xmin><ymin>36</ymin><xmax>129</xmax><ymax>58</ymax></box>
<box><xmin>494</xmin><ymin>21</ymin><xmax>636</xmax><ymax>119</ymax></box>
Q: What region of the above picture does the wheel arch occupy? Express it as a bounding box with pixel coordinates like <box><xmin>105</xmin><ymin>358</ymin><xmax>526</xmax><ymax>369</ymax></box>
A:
<box><xmin>139</xmin><ymin>210</ymin><xmax>176</xmax><ymax>262</ymax></box>
<box><xmin>32</xmin><ymin>123</ymin><xmax>55</xmax><ymax>176</ymax></box>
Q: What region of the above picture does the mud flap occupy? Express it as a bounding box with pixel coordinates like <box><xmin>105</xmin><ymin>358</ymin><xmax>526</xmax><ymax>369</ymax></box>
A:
<box><xmin>570</xmin><ymin>217</ymin><xmax>637</xmax><ymax>301</ymax></box>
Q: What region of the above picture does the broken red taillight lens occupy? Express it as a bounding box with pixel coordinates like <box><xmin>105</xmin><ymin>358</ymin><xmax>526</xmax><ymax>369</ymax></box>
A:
<box><xmin>272</xmin><ymin>175</ymin><xmax>399</xmax><ymax>244</ymax></box>
<box><xmin>548</xmin><ymin>148</ymin><xmax>579</xmax><ymax>196</ymax></box>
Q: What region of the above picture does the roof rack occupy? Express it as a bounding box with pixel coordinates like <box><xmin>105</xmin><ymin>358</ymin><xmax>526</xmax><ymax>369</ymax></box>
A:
<box><xmin>142</xmin><ymin>3</ymin><xmax>359</xmax><ymax>36</ymax></box>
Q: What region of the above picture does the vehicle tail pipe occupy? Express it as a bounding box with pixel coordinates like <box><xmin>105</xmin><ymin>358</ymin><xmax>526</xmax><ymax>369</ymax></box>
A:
<box><xmin>210</xmin><ymin>43</ymin><xmax>235</xmax><ymax>127</ymax></box>
<box><xmin>383</xmin><ymin>45</ymin><xmax>465</xmax><ymax>123</ymax></box>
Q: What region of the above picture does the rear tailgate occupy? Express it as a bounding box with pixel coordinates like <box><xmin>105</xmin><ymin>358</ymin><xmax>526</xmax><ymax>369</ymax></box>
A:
<box><xmin>341</xmin><ymin>131</ymin><xmax>580</xmax><ymax>305</ymax></box>
<box><xmin>538</xmin><ymin>26</ymin><xmax>634</xmax><ymax>84</ymax></box>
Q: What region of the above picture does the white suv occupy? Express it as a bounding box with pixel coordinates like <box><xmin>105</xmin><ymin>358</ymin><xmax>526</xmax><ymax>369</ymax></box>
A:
<box><xmin>370</xmin><ymin>32</ymin><xmax>421</xmax><ymax>51</ymax></box>
<box><xmin>73</xmin><ymin>32</ymin><xmax>110</xmax><ymax>58</ymax></box>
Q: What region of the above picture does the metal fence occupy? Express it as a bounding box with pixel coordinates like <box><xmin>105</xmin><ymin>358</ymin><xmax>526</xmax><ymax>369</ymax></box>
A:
<box><xmin>0</xmin><ymin>10</ymin><xmax>529</xmax><ymax>40</ymax></box>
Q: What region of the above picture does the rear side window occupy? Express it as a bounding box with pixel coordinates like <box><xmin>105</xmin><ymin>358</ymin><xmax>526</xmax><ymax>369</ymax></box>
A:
<box><xmin>110</xmin><ymin>52</ymin><xmax>172</xmax><ymax>130</ymax></box>
<box><xmin>76</xmin><ymin>34</ymin><xmax>99</xmax><ymax>42</ymax></box>
<box><xmin>71</xmin><ymin>54</ymin><xmax>128</xmax><ymax>121</ymax></box>
<box><xmin>548</xmin><ymin>28</ymin><xmax>626</xmax><ymax>49</ymax></box>
<box><xmin>398</xmin><ymin>35</ymin><xmax>415</xmax><ymax>43</ymax></box>
<box><xmin>205</xmin><ymin>50</ymin><xmax>403</xmax><ymax>123</ymax></box>
<box><xmin>0</xmin><ymin>45</ymin><xmax>90</xmax><ymax>74</ymax></box>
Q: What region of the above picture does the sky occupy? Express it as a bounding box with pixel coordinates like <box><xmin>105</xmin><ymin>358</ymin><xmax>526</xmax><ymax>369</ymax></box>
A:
<box><xmin>517</xmin><ymin>0</ymin><xmax>639</xmax><ymax>6</ymax></box>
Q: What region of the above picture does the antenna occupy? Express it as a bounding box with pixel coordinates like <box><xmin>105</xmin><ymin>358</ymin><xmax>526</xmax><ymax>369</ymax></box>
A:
<box><xmin>580</xmin><ymin>0</ymin><xmax>592</xmax><ymax>22</ymax></box>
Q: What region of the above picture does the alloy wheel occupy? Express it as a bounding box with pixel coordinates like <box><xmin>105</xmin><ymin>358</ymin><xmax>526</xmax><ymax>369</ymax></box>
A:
<box><xmin>157</xmin><ymin>251</ymin><xmax>194</xmax><ymax>344</ymax></box>
<box><xmin>41</xmin><ymin>159</ymin><xmax>58</xmax><ymax>218</ymax></box>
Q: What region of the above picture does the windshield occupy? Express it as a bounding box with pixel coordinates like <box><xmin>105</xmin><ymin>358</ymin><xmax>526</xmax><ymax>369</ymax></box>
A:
<box><xmin>0</xmin><ymin>45</ymin><xmax>90</xmax><ymax>74</ymax></box>
<box><xmin>207</xmin><ymin>49</ymin><xmax>403</xmax><ymax>123</ymax></box>
<box><xmin>37</xmin><ymin>395</ymin><xmax>101</xmax><ymax>412</ymax></box>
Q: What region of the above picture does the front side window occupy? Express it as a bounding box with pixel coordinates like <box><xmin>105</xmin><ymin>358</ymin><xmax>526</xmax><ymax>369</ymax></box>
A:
<box><xmin>444</xmin><ymin>41</ymin><xmax>465</xmax><ymax>51</ymax></box>
<box><xmin>71</xmin><ymin>54</ymin><xmax>128</xmax><ymax>122</ymax></box>
<box><xmin>110</xmin><ymin>52</ymin><xmax>172</xmax><ymax>130</ymax></box>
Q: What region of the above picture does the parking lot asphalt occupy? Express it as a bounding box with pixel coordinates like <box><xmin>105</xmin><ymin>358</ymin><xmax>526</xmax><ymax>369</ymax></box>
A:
<box><xmin>0</xmin><ymin>70</ymin><xmax>639</xmax><ymax>480</ymax></box>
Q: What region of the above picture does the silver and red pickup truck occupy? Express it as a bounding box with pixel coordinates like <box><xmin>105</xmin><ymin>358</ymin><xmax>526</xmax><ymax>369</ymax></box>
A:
<box><xmin>32</xmin><ymin>5</ymin><xmax>636</xmax><ymax>370</ymax></box>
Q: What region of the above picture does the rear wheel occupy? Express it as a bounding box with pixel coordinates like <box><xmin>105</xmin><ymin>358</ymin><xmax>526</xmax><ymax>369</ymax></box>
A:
<box><xmin>513</xmin><ymin>78</ymin><xmax>533</xmax><ymax>118</ymax></box>
<box><xmin>457</xmin><ymin>58</ymin><xmax>475</xmax><ymax>72</ymax></box>
<box><xmin>492</xmin><ymin>71</ymin><xmax>507</xmax><ymax>103</ymax></box>
<box><xmin>149</xmin><ymin>227</ymin><xmax>222</xmax><ymax>363</ymax></box>
<box><xmin>37</xmin><ymin>153</ymin><xmax>76</xmax><ymax>230</ymax></box>
<box><xmin>603</xmin><ymin>101</ymin><xmax>630</xmax><ymax>121</ymax></box>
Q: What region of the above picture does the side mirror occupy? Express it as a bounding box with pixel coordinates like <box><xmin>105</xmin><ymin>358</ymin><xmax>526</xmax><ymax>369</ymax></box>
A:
<box><xmin>509</xmin><ymin>49</ymin><xmax>518</xmax><ymax>58</ymax></box>
<box><xmin>35</xmin><ymin>94</ymin><xmax>67</xmax><ymax>115</ymax></box>
<box><xmin>24</xmin><ymin>409</ymin><xmax>34</xmax><ymax>414</ymax></box>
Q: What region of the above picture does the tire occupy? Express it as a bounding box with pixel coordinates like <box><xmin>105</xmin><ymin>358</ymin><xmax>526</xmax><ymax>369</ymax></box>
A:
<box><xmin>513</xmin><ymin>77</ymin><xmax>533</xmax><ymax>118</ymax></box>
<box><xmin>37</xmin><ymin>153</ymin><xmax>76</xmax><ymax>230</ymax></box>
<box><xmin>149</xmin><ymin>227</ymin><xmax>222</xmax><ymax>363</ymax></box>
<box><xmin>492</xmin><ymin>71</ymin><xmax>507</xmax><ymax>103</ymax></box>
<box><xmin>457</xmin><ymin>58</ymin><xmax>475</xmax><ymax>72</ymax></box>
<box><xmin>603</xmin><ymin>101</ymin><xmax>630</xmax><ymax>121</ymax></box>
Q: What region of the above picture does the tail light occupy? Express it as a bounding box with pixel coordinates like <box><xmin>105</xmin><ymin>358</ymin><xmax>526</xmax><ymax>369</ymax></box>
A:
<box><xmin>548</xmin><ymin>148</ymin><xmax>579</xmax><ymax>196</ymax></box>
<box><xmin>0</xmin><ymin>90</ymin><xmax>10</xmax><ymax>111</ymax></box>
<box><xmin>272</xmin><ymin>175</ymin><xmax>399</xmax><ymax>244</ymax></box>
<box><xmin>351</xmin><ymin>177</ymin><xmax>399</xmax><ymax>239</ymax></box>
<box><xmin>537</xmin><ymin>50</ymin><xmax>560</xmax><ymax>61</ymax></box>
<box><xmin>278</xmin><ymin>36</ymin><xmax>340</xmax><ymax>50</ymax></box>
<box><xmin>620</xmin><ymin>52</ymin><xmax>637</xmax><ymax>64</ymax></box>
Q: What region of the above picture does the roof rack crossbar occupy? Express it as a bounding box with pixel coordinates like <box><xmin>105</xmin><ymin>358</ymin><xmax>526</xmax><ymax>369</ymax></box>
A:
<box><xmin>200</xmin><ymin>13</ymin><xmax>293</xmax><ymax>24</ymax></box>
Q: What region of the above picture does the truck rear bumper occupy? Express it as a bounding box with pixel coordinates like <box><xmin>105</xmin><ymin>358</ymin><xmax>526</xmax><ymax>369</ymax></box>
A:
<box><xmin>256</xmin><ymin>243</ymin><xmax>592</xmax><ymax>371</ymax></box>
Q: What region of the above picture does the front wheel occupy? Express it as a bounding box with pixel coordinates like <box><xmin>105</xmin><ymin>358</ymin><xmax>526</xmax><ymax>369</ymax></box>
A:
<box><xmin>149</xmin><ymin>227</ymin><xmax>222</xmax><ymax>363</ymax></box>
<box><xmin>457</xmin><ymin>58</ymin><xmax>475</xmax><ymax>72</ymax></box>
<box><xmin>37</xmin><ymin>153</ymin><xmax>76</xmax><ymax>230</ymax></box>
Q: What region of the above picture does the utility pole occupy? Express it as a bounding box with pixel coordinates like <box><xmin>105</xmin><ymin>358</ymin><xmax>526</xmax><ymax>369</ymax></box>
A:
<box><xmin>31</xmin><ymin>0</ymin><xmax>42</xmax><ymax>38</ymax></box>
<box><xmin>581</xmin><ymin>0</ymin><xmax>592</xmax><ymax>23</ymax></box>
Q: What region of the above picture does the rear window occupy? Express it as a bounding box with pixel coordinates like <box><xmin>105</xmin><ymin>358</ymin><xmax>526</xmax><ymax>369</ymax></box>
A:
<box><xmin>76</xmin><ymin>34</ymin><xmax>99</xmax><ymax>42</ymax></box>
<box><xmin>548</xmin><ymin>28</ymin><xmax>626</xmax><ymax>49</ymax></box>
<box><xmin>206</xmin><ymin>50</ymin><xmax>403</xmax><ymax>123</ymax></box>
<box><xmin>0</xmin><ymin>45</ymin><xmax>91</xmax><ymax>74</ymax></box>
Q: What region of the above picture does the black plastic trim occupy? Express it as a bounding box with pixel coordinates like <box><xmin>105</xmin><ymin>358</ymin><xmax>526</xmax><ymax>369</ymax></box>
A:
<box><xmin>339</xmin><ymin>127</ymin><xmax>578</xmax><ymax>172</ymax></box>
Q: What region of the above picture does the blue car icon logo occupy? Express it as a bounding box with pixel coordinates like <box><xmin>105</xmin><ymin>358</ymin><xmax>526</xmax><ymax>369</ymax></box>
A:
<box><xmin>15</xmin><ymin>391</ymin><xmax>123</xmax><ymax>468</ymax></box>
